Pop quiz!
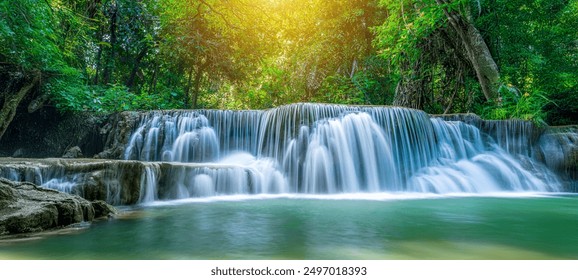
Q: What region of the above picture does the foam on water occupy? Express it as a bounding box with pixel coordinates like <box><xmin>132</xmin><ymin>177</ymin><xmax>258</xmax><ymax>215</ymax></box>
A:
<box><xmin>140</xmin><ymin>191</ymin><xmax>555</xmax><ymax>207</ymax></box>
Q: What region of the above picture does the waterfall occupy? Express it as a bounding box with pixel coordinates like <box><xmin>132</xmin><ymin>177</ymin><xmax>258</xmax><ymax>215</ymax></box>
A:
<box><xmin>138</xmin><ymin>163</ymin><xmax>160</xmax><ymax>203</ymax></box>
<box><xmin>407</xmin><ymin>119</ymin><xmax>557</xmax><ymax>192</ymax></box>
<box><xmin>0</xmin><ymin>104</ymin><xmax>562</xmax><ymax>204</ymax></box>
<box><xmin>119</xmin><ymin>103</ymin><xmax>560</xmax><ymax>200</ymax></box>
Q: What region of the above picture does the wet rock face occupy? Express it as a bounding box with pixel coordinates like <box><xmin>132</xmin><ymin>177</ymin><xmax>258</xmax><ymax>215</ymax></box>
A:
<box><xmin>0</xmin><ymin>158</ymin><xmax>150</xmax><ymax>205</ymax></box>
<box><xmin>537</xmin><ymin>126</ymin><xmax>578</xmax><ymax>190</ymax></box>
<box><xmin>95</xmin><ymin>112</ymin><xmax>140</xmax><ymax>159</ymax></box>
<box><xmin>0</xmin><ymin>178</ymin><xmax>116</xmax><ymax>236</ymax></box>
<box><xmin>0</xmin><ymin>108</ymin><xmax>107</xmax><ymax>158</ymax></box>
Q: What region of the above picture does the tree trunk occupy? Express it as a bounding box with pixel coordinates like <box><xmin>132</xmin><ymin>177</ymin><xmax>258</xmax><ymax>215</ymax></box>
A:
<box><xmin>393</xmin><ymin>54</ymin><xmax>430</xmax><ymax>110</ymax></box>
<box><xmin>126</xmin><ymin>47</ymin><xmax>149</xmax><ymax>90</ymax></box>
<box><xmin>436</xmin><ymin>0</ymin><xmax>500</xmax><ymax>102</ymax></box>
<box><xmin>191</xmin><ymin>62</ymin><xmax>209</xmax><ymax>109</ymax></box>
<box><xmin>393</xmin><ymin>74</ymin><xmax>431</xmax><ymax>109</ymax></box>
<box><xmin>103</xmin><ymin>3</ymin><xmax>118</xmax><ymax>85</ymax></box>
<box><xmin>149</xmin><ymin>59</ymin><xmax>159</xmax><ymax>94</ymax></box>
<box><xmin>93</xmin><ymin>45</ymin><xmax>102</xmax><ymax>85</ymax></box>
<box><xmin>93</xmin><ymin>28</ymin><xmax>104</xmax><ymax>85</ymax></box>
<box><xmin>184</xmin><ymin>67</ymin><xmax>194</xmax><ymax>107</ymax></box>
<box><xmin>0</xmin><ymin>74</ymin><xmax>40</xmax><ymax>141</ymax></box>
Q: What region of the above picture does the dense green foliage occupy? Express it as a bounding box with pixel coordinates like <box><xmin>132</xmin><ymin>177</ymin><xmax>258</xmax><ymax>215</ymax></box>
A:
<box><xmin>1</xmin><ymin>0</ymin><xmax>576</xmax><ymax>124</ymax></box>
<box><xmin>477</xmin><ymin>0</ymin><xmax>578</xmax><ymax>124</ymax></box>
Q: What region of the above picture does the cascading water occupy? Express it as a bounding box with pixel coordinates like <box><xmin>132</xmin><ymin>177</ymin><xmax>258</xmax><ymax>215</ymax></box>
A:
<box><xmin>118</xmin><ymin>103</ymin><xmax>559</xmax><ymax>201</ymax></box>
<box><xmin>1</xmin><ymin>103</ymin><xmax>560</xmax><ymax>204</ymax></box>
<box><xmin>407</xmin><ymin>119</ymin><xmax>557</xmax><ymax>193</ymax></box>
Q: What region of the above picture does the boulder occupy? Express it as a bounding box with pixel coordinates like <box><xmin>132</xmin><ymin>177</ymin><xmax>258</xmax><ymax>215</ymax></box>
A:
<box><xmin>91</xmin><ymin>200</ymin><xmax>118</xmax><ymax>218</ymax></box>
<box><xmin>62</xmin><ymin>146</ymin><xmax>83</xmax><ymax>158</ymax></box>
<box><xmin>0</xmin><ymin>178</ymin><xmax>116</xmax><ymax>236</ymax></box>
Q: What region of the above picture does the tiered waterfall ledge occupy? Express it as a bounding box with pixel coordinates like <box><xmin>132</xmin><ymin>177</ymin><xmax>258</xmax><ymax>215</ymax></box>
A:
<box><xmin>0</xmin><ymin>157</ymin><xmax>286</xmax><ymax>205</ymax></box>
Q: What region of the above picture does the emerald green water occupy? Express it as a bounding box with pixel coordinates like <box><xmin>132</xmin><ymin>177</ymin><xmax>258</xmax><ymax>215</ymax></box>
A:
<box><xmin>2</xmin><ymin>194</ymin><xmax>578</xmax><ymax>259</ymax></box>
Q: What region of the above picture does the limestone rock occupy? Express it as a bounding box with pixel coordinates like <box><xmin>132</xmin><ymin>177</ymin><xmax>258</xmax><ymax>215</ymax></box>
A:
<box><xmin>95</xmin><ymin>112</ymin><xmax>140</xmax><ymax>159</ymax></box>
<box><xmin>0</xmin><ymin>108</ymin><xmax>108</xmax><ymax>158</ymax></box>
<box><xmin>538</xmin><ymin>126</ymin><xmax>578</xmax><ymax>190</ymax></box>
<box><xmin>0</xmin><ymin>158</ymin><xmax>151</xmax><ymax>205</ymax></box>
<box><xmin>62</xmin><ymin>146</ymin><xmax>83</xmax><ymax>158</ymax></box>
<box><xmin>91</xmin><ymin>200</ymin><xmax>118</xmax><ymax>218</ymax></box>
<box><xmin>0</xmin><ymin>178</ymin><xmax>116</xmax><ymax>236</ymax></box>
<box><xmin>11</xmin><ymin>148</ymin><xmax>25</xmax><ymax>158</ymax></box>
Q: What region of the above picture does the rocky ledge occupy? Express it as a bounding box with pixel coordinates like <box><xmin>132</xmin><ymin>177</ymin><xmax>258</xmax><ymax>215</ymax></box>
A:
<box><xmin>0</xmin><ymin>178</ymin><xmax>116</xmax><ymax>236</ymax></box>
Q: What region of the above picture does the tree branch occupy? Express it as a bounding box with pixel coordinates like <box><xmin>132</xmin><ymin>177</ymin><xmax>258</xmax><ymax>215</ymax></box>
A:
<box><xmin>198</xmin><ymin>0</ymin><xmax>239</xmax><ymax>30</ymax></box>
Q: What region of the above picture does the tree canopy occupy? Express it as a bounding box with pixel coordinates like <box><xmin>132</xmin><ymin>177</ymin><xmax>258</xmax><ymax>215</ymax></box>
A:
<box><xmin>1</xmin><ymin>0</ymin><xmax>576</xmax><ymax>136</ymax></box>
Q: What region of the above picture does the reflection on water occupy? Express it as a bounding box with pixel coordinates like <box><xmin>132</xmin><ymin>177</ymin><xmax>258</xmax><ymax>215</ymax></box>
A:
<box><xmin>1</xmin><ymin>195</ymin><xmax>578</xmax><ymax>260</ymax></box>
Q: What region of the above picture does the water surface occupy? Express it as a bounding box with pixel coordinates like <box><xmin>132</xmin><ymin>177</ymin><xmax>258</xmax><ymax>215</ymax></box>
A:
<box><xmin>1</xmin><ymin>194</ymin><xmax>577</xmax><ymax>259</ymax></box>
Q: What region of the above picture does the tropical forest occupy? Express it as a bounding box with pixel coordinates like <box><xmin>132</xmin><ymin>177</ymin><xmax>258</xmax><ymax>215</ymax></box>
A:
<box><xmin>2</xmin><ymin>0</ymin><xmax>576</xmax><ymax>125</ymax></box>
<box><xmin>1</xmin><ymin>0</ymin><xmax>578</xmax><ymax>261</ymax></box>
